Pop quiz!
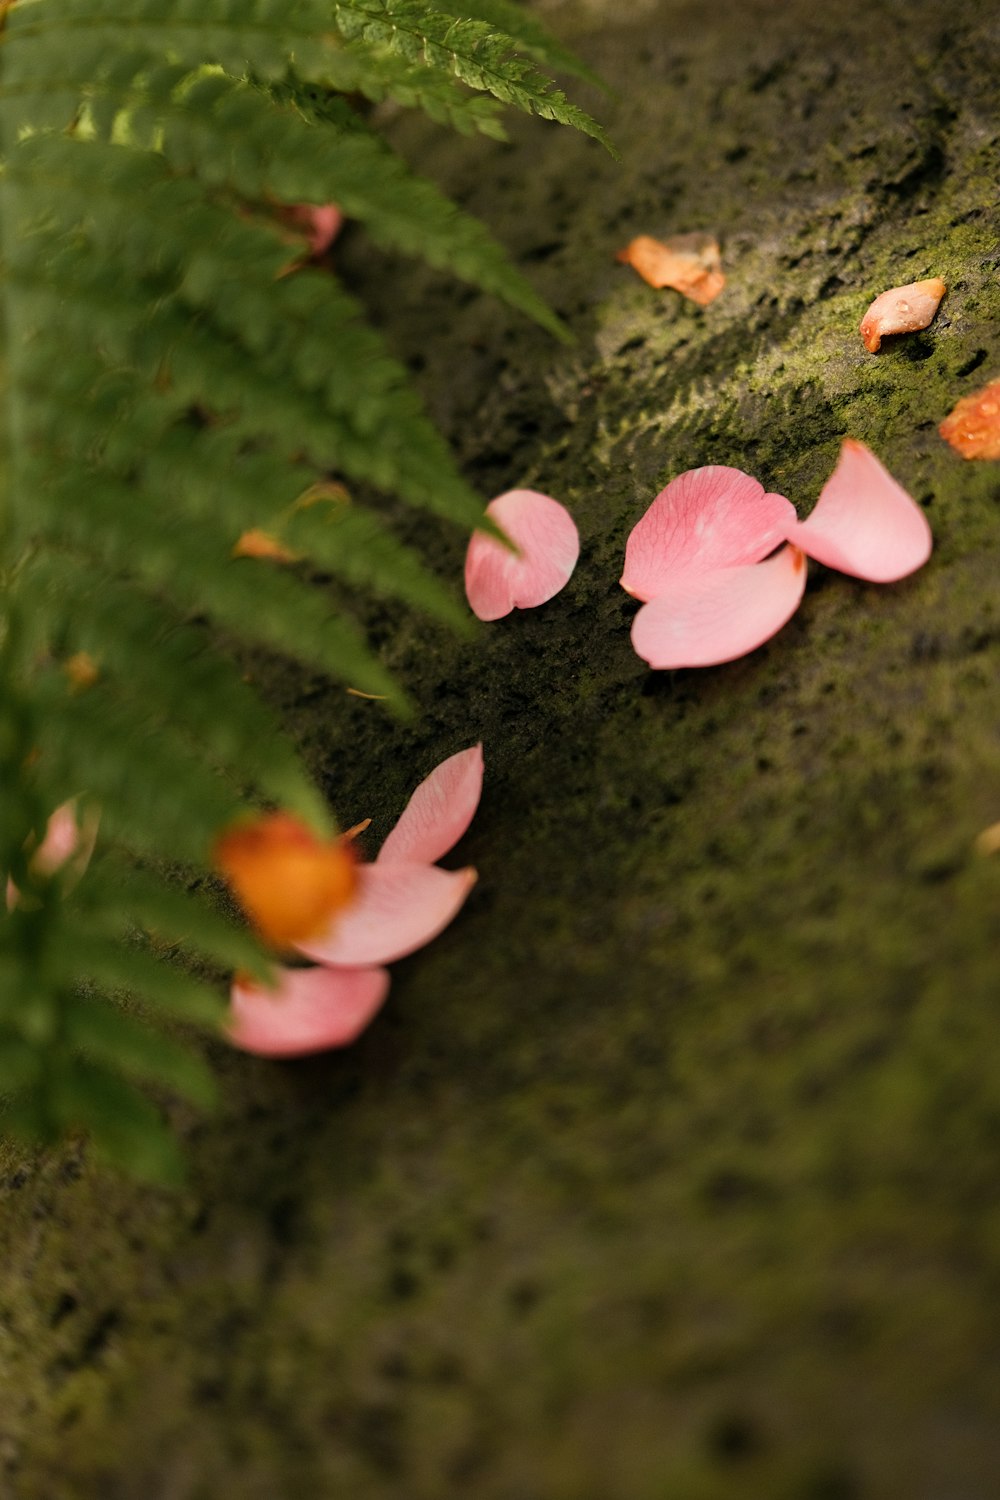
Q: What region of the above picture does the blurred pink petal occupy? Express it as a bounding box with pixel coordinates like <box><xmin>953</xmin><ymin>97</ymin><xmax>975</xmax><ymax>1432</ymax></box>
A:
<box><xmin>621</xmin><ymin>467</ymin><xmax>796</xmax><ymax>602</ymax></box>
<box><xmin>298</xmin><ymin>861</ymin><xmax>477</xmax><ymax>967</ymax></box>
<box><xmin>33</xmin><ymin>801</ymin><xmax>85</xmax><ymax>876</ymax></box>
<box><xmin>465</xmin><ymin>489</ymin><xmax>579</xmax><ymax>621</ymax></box>
<box><xmin>284</xmin><ymin>202</ymin><xmax>343</xmax><ymax>257</ymax></box>
<box><xmin>228</xmin><ymin>964</ymin><xmax>389</xmax><ymax>1057</ymax></box>
<box><xmin>306</xmin><ymin>204</ymin><xmax>343</xmax><ymax>255</ymax></box>
<box><xmin>631</xmin><ymin>546</ymin><xmax>807</xmax><ymax>668</ymax></box>
<box><xmin>6</xmin><ymin>798</ymin><xmax>99</xmax><ymax>909</ymax></box>
<box><xmin>787</xmin><ymin>439</ymin><xmax>932</xmax><ymax>582</ymax></box>
<box><xmin>378</xmin><ymin>744</ymin><xmax>484</xmax><ymax>867</ymax></box>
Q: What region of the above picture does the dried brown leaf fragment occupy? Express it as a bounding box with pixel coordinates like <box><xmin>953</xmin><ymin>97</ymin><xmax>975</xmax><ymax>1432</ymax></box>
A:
<box><xmin>859</xmin><ymin>277</ymin><xmax>946</xmax><ymax>353</ymax></box>
<box><xmin>616</xmin><ymin>232</ymin><xmax>725</xmax><ymax>306</ymax></box>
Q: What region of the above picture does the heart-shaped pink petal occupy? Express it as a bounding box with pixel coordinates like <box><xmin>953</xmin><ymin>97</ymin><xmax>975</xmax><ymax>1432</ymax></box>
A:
<box><xmin>228</xmin><ymin>964</ymin><xmax>390</xmax><ymax>1057</ymax></box>
<box><xmin>621</xmin><ymin>466</ymin><xmax>796</xmax><ymax>602</ymax></box>
<box><xmin>378</xmin><ymin>744</ymin><xmax>484</xmax><ymax>867</ymax></box>
<box><xmin>630</xmin><ymin>545</ymin><xmax>807</xmax><ymax>668</ymax></box>
<box><xmin>298</xmin><ymin>861</ymin><xmax>477</xmax><ymax>967</ymax></box>
<box><xmin>465</xmin><ymin>489</ymin><xmax>579</xmax><ymax>621</ymax></box>
<box><xmin>787</xmin><ymin>439</ymin><xmax>932</xmax><ymax>582</ymax></box>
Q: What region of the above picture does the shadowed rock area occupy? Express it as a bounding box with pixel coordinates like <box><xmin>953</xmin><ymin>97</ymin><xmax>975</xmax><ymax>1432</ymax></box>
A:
<box><xmin>2</xmin><ymin>1</ymin><xmax>1000</xmax><ymax>1496</ymax></box>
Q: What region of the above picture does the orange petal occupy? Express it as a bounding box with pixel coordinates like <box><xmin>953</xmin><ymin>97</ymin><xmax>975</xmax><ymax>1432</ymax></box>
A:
<box><xmin>64</xmin><ymin>651</ymin><xmax>99</xmax><ymax>690</ymax></box>
<box><xmin>232</xmin><ymin>528</ymin><xmax>299</xmax><ymax>563</ymax></box>
<box><xmin>939</xmin><ymin>376</ymin><xmax>1000</xmax><ymax>461</ymax></box>
<box><xmin>616</xmin><ymin>232</ymin><xmax>725</xmax><ymax>305</ymax></box>
<box><xmin>213</xmin><ymin>813</ymin><xmax>356</xmax><ymax>948</ymax></box>
<box><xmin>859</xmin><ymin>278</ymin><xmax>946</xmax><ymax>353</ymax></box>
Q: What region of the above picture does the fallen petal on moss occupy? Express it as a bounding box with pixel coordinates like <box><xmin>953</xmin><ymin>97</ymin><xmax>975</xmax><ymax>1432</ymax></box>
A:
<box><xmin>229</xmin><ymin>964</ymin><xmax>390</xmax><ymax>1057</ymax></box>
<box><xmin>378</xmin><ymin>744</ymin><xmax>484</xmax><ymax>867</ymax></box>
<box><xmin>939</xmin><ymin>376</ymin><xmax>1000</xmax><ymax>460</ymax></box>
<box><xmin>465</xmin><ymin>490</ymin><xmax>579</xmax><ymax>621</ymax></box>
<box><xmin>859</xmin><ymin>277</ymin><xmax>946</xmax><ymax>352</ymax></box>
<box><xmin>616</xmin><ymin>232</ymin><xmax>725</xmax><ymax>305</ymax></box>
<box><xmin>631</xmin><ymin>546</ymin><xmax>807</xmax><ymax>669</ymax></box>
<box><xmin>621</xmin><ymin>466</ymin><xmax>795</xmax><ymax>603</ymax></box>
<box><xmin>786</xmin><ymin>439</ymin><xmax>932</xmax><ymax>582</ymax></box>
<box><xmin>298</xmin><ymin>861</ymin><xmax>477</xmax><ymax>968</ymax></box>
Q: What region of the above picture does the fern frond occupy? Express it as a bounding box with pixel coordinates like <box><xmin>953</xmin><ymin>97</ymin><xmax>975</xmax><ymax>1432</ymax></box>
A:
<box><xmin>50</xmin><ymin>1059</ymin><xmax>188</xmax><ymax>1183</ymax></box>
<box><xmin>29</xmin><ymin>558</ymin><xmax>334</xmax><ymax>826</ymax></box>
<box><xmin>432</xmin><ymin>0</ymin><xmax>605</xmax><ymax>88</ymax></box>
<box><xmin>54</xmin><ymin>928</ymin><xmax>226</xmax><ymax>1029</ymax></box>
<box><xmin>80</xmin><ymin>857</ymin><xmax>273</xmax><ymax>984</ymax></box>
<box><xmin>0</xmin><ymin>0</ymin><xmax>606</xmax><ymax>1174</ymax></box>
<box><xmin>327</xmin><ymin>0</ymin><xmax>616</xmax><ymax>152</ymax></box>
<box><xmin>64</xmin><ymin>1000</ymin><xmax>217</xmax><ymax>1109</ymax></box>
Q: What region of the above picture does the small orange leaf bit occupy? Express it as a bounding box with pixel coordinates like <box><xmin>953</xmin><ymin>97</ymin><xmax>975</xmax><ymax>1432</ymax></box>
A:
<box><xmin>939</xmin><ymin>376</ymin><xmax>1000</xmax><ymax>460</ymax></box>
<box><xmin>232</xmin><ymin>529</ymin><xmax>299</xmax><ymax>563</ymax></box>
<box><xmin>616</xmin><ymin>232</ymin><xmax>725</xmax><ymax>306</ymax></box>
<box><xmin>859</xmin><ymin>277</ymin><xmax>946</xmax><ymax>353</ymax></box>
<box><xmin>213</xmin><ymin>813</ymin><xmax>357</xmax><ymax>948</ymax></box>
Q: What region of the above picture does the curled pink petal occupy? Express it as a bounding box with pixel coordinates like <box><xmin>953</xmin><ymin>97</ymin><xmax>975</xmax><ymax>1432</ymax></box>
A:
<box><xmin>228</xmin><ymin>964</ymin><xmax>389</xmax><ymax>1057</ymax></box>
<box><xmin>787</xmin><ymin>439</ymin><xmax>932</xmax><ymax>582</ymax></box>
<box><xmin>298</xmin><ymin>861</ymin><xmax>477</xmax><ymax>967</ymax></box>
<box><xmin>630</xmin><ymin>546</ymin><xmax>807</xmax><ymax>668</ymax></box>
<box><xmin>465</xmin><ymin>489</ymin><xmax>579</xmax><ymax>622</ymax></box>
<box><xmin>378</xmin><ymin>744</ymin><xmax>484</xmax><ymax>867</ymax></box>
<box><xmin>621</xmin><ymin>467</ymin><xmax>796</xmax><ymax>602</ymax></box>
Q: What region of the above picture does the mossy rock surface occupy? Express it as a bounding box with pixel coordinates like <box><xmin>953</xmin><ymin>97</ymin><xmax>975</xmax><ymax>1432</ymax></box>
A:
<box><xmin>3</xmin><ymin>2</ymin><xmax>1000</xmax><ymax>1496</ymax></box>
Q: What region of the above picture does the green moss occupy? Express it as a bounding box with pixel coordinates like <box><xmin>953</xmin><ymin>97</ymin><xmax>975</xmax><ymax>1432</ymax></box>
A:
<box><xmin>3</xmin><ymin>1</ymin><xmax>1000</xmax><ymax>1496</ymax></box>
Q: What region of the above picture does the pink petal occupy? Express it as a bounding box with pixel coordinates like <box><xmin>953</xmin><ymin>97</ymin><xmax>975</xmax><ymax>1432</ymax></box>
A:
<box><xmin>787</xmin><ymin>439</ymin><xmax>932</xmax><ymax>582</ymax></box>
<box><xmin>34</xmin><ymin>802</ymin><xmax>81</xmax><ymax>874</ymax></box>
<box><xmin>7</xmin><ymin>799</ymin><xmax>99</xmax><ymax>908</ymax></box>
<box><xmin>298</xmin><ymin>861</ymin><xmax>477</xmax><ymax>967</ymax></box>
<box><xmin>465</xmin><ymin>489</ymin><xmax>579</xmax><ymax>622</ymax></box>
<box><xmin>228</xmin><ymin>964</ymin><xmax>389</xmax><ymax>1057</ymax></box>
<box><xmin>378</xmin><ymin>744</ymin><xmax>484</xmax><ymax>867</ymax></box>
<box><xmin>630</xmin><ymin>546</ymin><xmax>807</xmax><ymax>668</ymax></box>
<box><xmin>284</xmin><ymin>202</ymin><xmax>343</xmax><ymax>257</ymax></box>
<box><xmin>621</xmin><ymin>467</ymin><xmax>796</xmax><ymax>602</ymax></box>
<box><xmin>306</xmin><ymin>204</ymin><xmax>343</xmax><ymax>256</ymax></box>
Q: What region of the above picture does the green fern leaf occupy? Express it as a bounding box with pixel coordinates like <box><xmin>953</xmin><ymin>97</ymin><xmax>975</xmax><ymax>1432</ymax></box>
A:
<box><xmin>328</xmin><ymin>0</ymin><xmax>617</xmax><ymax>152</ymax></box>
<box><xmin>0</xmin><ymin>0</ymin><xmax>606</xmax><ymax>1176</ymax></box>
